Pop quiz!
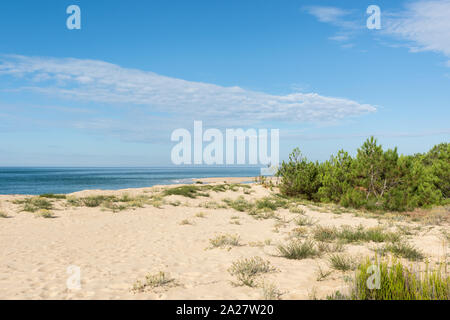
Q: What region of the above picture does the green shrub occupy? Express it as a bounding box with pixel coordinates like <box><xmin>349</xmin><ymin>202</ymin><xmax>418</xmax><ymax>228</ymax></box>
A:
<box><xmin>345</xmin><ymin>258</ymin><xmax>449</xmax><ymax>300</ymax></box>
<box><xmin>422</xmin><ymin>143</ymin><xmax>450</xmax><ymax>199</ymax></box>
<box><xmin>276</xmin><ymin>148</ymin><xmax>322</xmax><ymax>200</ymax></box>
<box><xmin>318</xmin><ymin>150</ymin><xmax>354</xmax><ymax>203</ymax></box>
<box><xmin>277</xmin><ymin>137</ymin><xmax>446</xmax><ymax>212</ymax></box>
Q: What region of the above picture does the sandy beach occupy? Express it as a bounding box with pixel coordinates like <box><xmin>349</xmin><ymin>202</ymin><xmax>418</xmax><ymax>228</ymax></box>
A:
<box><xmin>0</xmin><ymin>178</ymin><xmax>448</xmax><ymax>300</ymax></box>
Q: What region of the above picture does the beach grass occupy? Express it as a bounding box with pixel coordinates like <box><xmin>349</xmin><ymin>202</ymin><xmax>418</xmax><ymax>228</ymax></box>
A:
<box><xmin>14</xmin><ymin>197</ymin><xmax>53</xmax><ymax>212</ymax></box>
<box><xmin>329</xmin><ymin>258</ymin><xmax>449</xmax><ymax>300</ymax></box>
<box><xmin>39</xmin><ymin>193</ymin><xmax>66</xmax><ymax>199</ymax></box>
<box><xmin>208</xmin><ymin>234</ymin><xmax>241</xmax><ymax>249</ymax></box>
<box><xmin>132</xmin><ymin>271</ymin><xmax>177</xmax><ymax>293</ymax></box>
<box><xmin>294</xmin><ymin>216</ymin><xmax>316</xmax><ymax>226</ymax></box>
<box><xmin>34</xmin><ymin>209</ymin><xmax>54</xmax><ymax>218</ymax></box>
<box><xmin>164</xmin><ymin>185</ymin><xmax>209</xmax><ymax>198</ymax></box>
<box><xmin>223</xmin><ymin>196</ymin><xmax>253</xmax><ymax>212</ymax></box>
<box><xmin>328</xmin><ymin>254</ymin><xmax>357</xmax><ymax>272</ymax></box>
<box><xmin>228</xmin><ymin>256</ymin><xmax>276</xmax><ymax>287</ymax></box>
<box><xmin>313</xmin><ymin>225</ymin><xmax>401</xmax><ymax>244</ymax></box>
<box><xmin>260</xmin><ymin>281</ymin><xmax>283</xmax><ymax>300</ymax></box>
<box><xmin>381</xmin><ymin>242</ymin><xmax>425</xmax><ymax>261</ymax></box>
<box><xmin>277</xmin><ymin>239</ymin><xmax>320</xmax><ymax>260</ymax></box>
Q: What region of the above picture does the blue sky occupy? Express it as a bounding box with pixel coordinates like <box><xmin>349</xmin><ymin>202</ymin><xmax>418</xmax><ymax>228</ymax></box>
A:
<box><xmin>0</xmin><ymin>0</ymin><xmax>449</xmax><ymax>166</ymax></box>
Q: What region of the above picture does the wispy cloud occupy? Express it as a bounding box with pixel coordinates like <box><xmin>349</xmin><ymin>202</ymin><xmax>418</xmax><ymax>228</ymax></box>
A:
<box><xmin>0</xmin><ymin>55</ymin><xmax>376</xmax><ymax>126</ymax></box>
<box><xmin>383</xmin><ymin>0</ymin><xmax>450</xmax><ymax>64</ymax></box>
<box><xmin>302</xmin><ymin>5</ymin><xmax>362</xmax><ymax>48</ymax></box>
<box><xmin>303</xmin><ymin>6</ymin><xmax>354</xmax><ymax>27</ymax></box>
<box><xmin>304</xmin><ymin>1</ymin><xmax>450</xmax><ymax>66</ymax></box>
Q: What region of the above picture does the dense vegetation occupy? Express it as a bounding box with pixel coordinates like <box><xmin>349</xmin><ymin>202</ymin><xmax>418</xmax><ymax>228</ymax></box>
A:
<box><xmin>276</xmin><ymin>137</ymin><xmax>449</xmax><ymax>212</ymax></box>
<box><xmin>328</xmin><ymin>258</ymin><xmax>449</xmax><ymax>300</ymax></box>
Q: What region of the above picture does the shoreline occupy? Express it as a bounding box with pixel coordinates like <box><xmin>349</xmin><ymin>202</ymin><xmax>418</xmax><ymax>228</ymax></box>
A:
<box><xmin>0</xmin><ymin>176</ymin><xmax>260</xmax><ymax>197</ymax></box>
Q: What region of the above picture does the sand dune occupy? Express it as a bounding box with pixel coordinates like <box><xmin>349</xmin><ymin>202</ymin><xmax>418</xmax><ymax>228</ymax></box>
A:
<box><xmin>0</xmin><ymin>181</ymin><xmax>448</xmax><ymax>299</ymax></box>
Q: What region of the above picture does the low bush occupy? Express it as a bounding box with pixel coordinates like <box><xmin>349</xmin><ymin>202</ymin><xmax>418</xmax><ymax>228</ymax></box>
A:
<box><xmin>333</xmin><ymin>258</ymin><xmax>450</xmax><ymax>300</ymax></box>
<box><xmin>277</xmin><ymin>240</ymin><xmax>320</xmax><ymax>260</ymax></box>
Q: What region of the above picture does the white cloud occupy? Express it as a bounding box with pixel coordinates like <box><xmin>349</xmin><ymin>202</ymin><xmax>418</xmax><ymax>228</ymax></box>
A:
<box><xmin>303</xmin><ymin>6</ymin><xmax>361</xmax><ymax>31</ymax></box>
<box><xmin>0</xmin><ymin>55</ymin><xmax>376</xmax><ymax>124</ymax></box>
<box><xmin>304</xmin><ymin>1</ymin><xmax>450</xmax><ymax>66</ymax></box>
<box><xmin>303</xmin><ymin>6</ymin><xmax>349</xmax><ymax>24</ymax></box>
<box><xmin>384</xmin><ymin>0</ymin><xmax>450</xmax><ymax>59</ymax></box>
<box><xmin>303</xmin><ymin>6</ymin><xmax>361</xmax><ymax>47</ymax></box>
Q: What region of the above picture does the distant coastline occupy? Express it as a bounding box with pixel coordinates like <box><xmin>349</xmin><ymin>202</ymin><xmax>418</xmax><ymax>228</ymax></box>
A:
<box><xmin>0</xmin><ymin>167</ymin><xmax>261</xmax><ymax>195</ymax></box>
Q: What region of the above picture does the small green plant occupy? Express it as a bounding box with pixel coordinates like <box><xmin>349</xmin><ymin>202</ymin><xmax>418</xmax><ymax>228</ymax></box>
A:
<box><xmin>0</xmin><ymin>211</ymin><xmax>8</xmax><ymax>218</ymax></box>
<box><xmin>81</xmin><ymin>195</ymin><xmax>117</xmax><ymax>207</ymax></box>
<box><xmin>179</xmin><ymin>219</ymin><xmax>193</xmax><ymax>225</ymax></box>
<box><xmin>277</xmin><ymin>240</ymin><xmax>320</xmax><ymax>260</ymax></box>
<box><xmin>223</xmin><ymin>196</ymin><xmax>253</xmax><ymax>212</ymax></box>
<box><xmin>229</xmin><ymin>219</ymin><xmax>241</xmax><ymax>225</ymax></box>
<box><xmin>35</xmin><ymin>209</ymin><xmax>54</xmax><ymax>218</ymax></box>
<box><xmin>102</xmin><ymin>201</ymin><xmax>128</xmax><ymax>212</ymax></box>
<box><xmin>261</xmin><ymin>281</ymin><xmax>283</xmax><ymax>300</ymax></box>
<box><xmin>382</xmin><ymin>242</ymin><xmax>424</xmax><ymax>261</ymax></box>
<box><xmin>289</xmin><ymin>205</ymin><xmax>305</xmax><ymax>214</ymax></box>
<box><xmin>326</xmin><ymin>291</ymin><xmax>349</xmax><ymax>300</ymax></box>
<box><xmin>208</xmin><ymin>234</ymin><xmax>241</xmax><ymax>249</ymax></box>
<box><xmin>169</xmin><ymin>200</ymin><xmax>181</xmax><ymax>207</ymax></box>
<box><xmin>248</xmin><ymin>208</ymin><xmax>279</xmax><ymax>220</ymax></box>
<box><xmin>14</xmin><ymin>197</ymin><xmax>53</xmax><ymax>212</ymax></box>
<box><xmin>313</xmin><ymin>226</ymin><xmax>338</xmax><ymax>242</ymax></box>
<box><xmin>328</xmin><ymin>254</ymin><xmax>357</xmax><ymax>272</ymax></box>
<box><xmin>255</xmin><ymin>197</ymin><xmax>288</xmax><ymax>211</ymax></box>
<box><xmin>67</xmin><ymin>194</ymin><xmax>153</xmax><ymax>211</ymax></box>
<box><xmin>337</xmin><ymin>225</ymin><xmax>401</xmax><ymax>244</ymax></box>
<box><xmin>316</xmin><ymin>241</ymin><xmax>345</xmax><ymax>253</ymax></box>
<box><xmin>39</xmin><ymin>193</ymin><xmax>66</xmax><ymax>199</ymax></box>
<box><xmin>66</xmin><ymin>196</ymin><xmax>81</xmax><ymax>206</ymax></box>
<box><xmin>199</xmin><ymin>201</ymin><xmax>227</xmax><ymax>209</ymax></box>
<box><xmin>148</xmin><ymin>194</ymin><xmax>165</xmax><ymax>208</ymax></box>
<box><xmin>294</xmin><ymin>216</ymin><xmax>315</xmax><ymax>226</ymax></box>
<box><xmin>164</xmin><ymin>185</ymin><xmax>209</xmax><ymax>198</ymax></box>
<box><xmin>313</xmin><ymin>225</ymin><xmax>400</xmax><ymax>244</ymax></box>
<box><xmin>131</xmin><ymin>271</ymin><xmax>177</xmax><ymax>293</ymax></box>
<box><xmin>291</xmin><ymin>226</ymin><xmax>308</xmax><ymax>237</ymax></box>
<box><xmin>316</xmin><ymin>265</ymin><xmax>333</xmax><ymax>281</ymax></box>
<box><xmin>228</xmin><ymin>257</ymin><xmax>276</xmax><ymax>287</ymax></box>
<box><xmin>195</xmin><ymin>212</ymin><xmax>207</xmax><ymax>218</ymax></box>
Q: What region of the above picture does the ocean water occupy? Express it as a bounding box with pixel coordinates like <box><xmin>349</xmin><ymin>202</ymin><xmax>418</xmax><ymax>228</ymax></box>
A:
<box><xmin>0</xmin><ymin>167</ymin><xmax>261</xmax><ymax>195</ymax></box>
